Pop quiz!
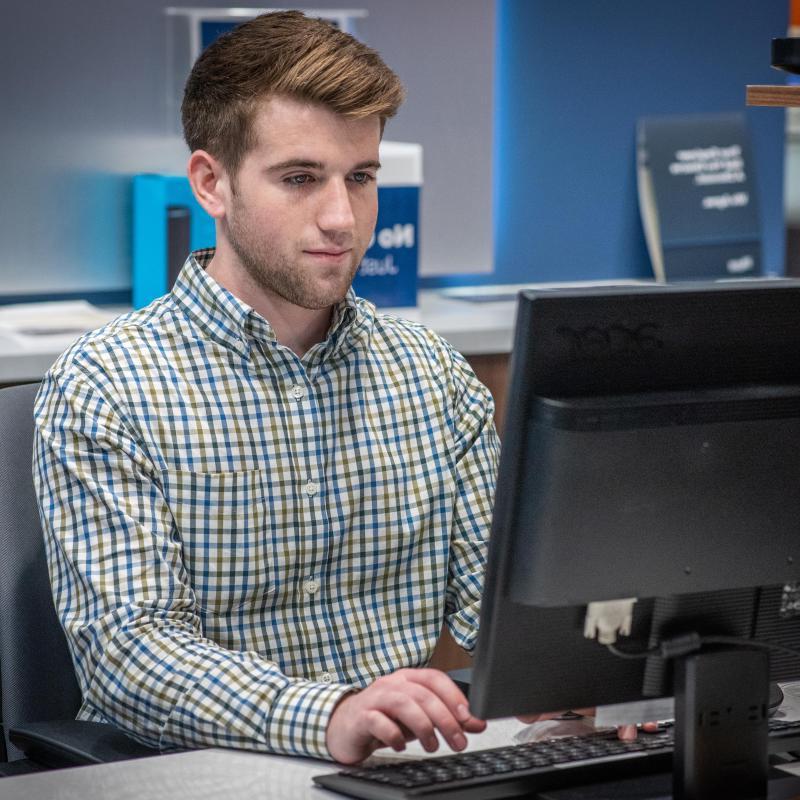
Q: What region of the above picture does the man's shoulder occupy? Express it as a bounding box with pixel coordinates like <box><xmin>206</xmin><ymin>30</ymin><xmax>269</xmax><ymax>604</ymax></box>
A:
<box><xmin>47</xmin><ymin>293</ymin><xmax>182</xmax><ymax>379</ymax></box>
<box><xmin>368</xmin><ymin>307</ymin><xmax>455</xmax><ymax>362</ymax></box>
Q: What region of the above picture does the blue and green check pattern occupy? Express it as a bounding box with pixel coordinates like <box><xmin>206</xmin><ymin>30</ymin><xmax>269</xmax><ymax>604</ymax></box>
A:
<box><xmin>33</xmin><ymin>250</ymin><xmax>499</xmax><ymax>760</ymax></box>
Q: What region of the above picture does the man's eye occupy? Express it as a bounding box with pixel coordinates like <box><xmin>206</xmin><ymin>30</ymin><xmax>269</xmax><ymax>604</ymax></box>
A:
<box><xmin>351</xmin><ymin>172</ymin><xmax>374</xmax><ymax>185</ymax></box>
<box><xmin>286</xmin><ymin>174</ymin><xmax>312</xmax><ymax>186</ymax></box>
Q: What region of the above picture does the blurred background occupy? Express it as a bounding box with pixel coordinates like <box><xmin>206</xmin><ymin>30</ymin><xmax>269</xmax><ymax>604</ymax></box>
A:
<box><xmin>0</xmin><ymin>0</ymin><xmax>795</xmax><ymax>304</ymax></box>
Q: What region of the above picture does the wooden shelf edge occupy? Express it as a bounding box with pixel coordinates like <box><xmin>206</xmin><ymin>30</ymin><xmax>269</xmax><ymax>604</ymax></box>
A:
<box><xmin>747</xmin><ymin>84</ymin><xmax>800</xmax><ymax>107</ymax></box>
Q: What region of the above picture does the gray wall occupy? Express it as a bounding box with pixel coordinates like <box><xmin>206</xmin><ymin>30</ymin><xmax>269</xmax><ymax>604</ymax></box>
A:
<box><xmin>0</xmin><ymin>1</ymin><xmax>495</xmax><ymax>299</ymax></box>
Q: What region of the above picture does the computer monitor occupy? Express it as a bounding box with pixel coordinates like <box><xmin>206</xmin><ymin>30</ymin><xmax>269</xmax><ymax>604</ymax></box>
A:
<box><xmin>469</xmin><ymin>281</ymin><xmax>800</xmax><ymax>798</ymax></box>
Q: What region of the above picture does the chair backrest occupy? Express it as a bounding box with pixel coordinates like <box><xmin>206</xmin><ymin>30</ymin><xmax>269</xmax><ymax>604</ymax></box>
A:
<box><xmin>0</xmin><ymin>383</ymin><xmax>82</xmax><ymax>761</ymax></box>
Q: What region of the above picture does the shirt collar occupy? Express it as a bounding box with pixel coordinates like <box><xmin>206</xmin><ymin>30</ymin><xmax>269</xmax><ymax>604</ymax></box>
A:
<box><xmin>171</xmin><ymin>249</ymin><xmax>261</xmax><ymax>358</ymax></box>
<box><xmin>171</xmin><ymin>248</ymin><xmax>367</xmax><ymax>360</ymax></box>
<box><xmin>328</xmin><ymin>288</ymin><xmax>359</xmax><ymax>339</ymax></box>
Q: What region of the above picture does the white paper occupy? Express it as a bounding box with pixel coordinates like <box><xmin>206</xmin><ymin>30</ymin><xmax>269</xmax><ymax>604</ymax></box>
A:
<box><xmin>595</xmin><ymin>698</ymin><xmax>675</xmax><ymax>727</ymax></box>
<box><xmin>367</xmin><ymin>717</ymin><xmax>529</xmax><ymax>762</ymax></box>
<box><xmin>776</xmin><ymin>681</ymin><xmax>800</xmax><ymax>723</ymax></box>
<box><xmin>0</xmin><ymin>300</ymin><xmax>121</xmax><ymax>352</ymax></box>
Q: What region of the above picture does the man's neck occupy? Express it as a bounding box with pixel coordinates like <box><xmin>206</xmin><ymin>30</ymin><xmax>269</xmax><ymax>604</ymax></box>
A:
<box><xmin>256</xmin><ymin>299</ymin><xmax>333</xmax><ymax>358</ymax></box>
<box><xmin>205</xmin><ymin>247</ymin><xmax>333</xmax><ymax>358</ymax></box>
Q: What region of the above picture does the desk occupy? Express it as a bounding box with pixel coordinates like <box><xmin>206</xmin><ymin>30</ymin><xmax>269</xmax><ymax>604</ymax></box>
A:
<box><xmin>5</xmin><ymin>724</ymin><xmax>800</xmax><ymax>799</ymax></box>
<box><xmin>0</xmin><ymin>303</ymin><xmax>127</xmax><ymax>386</ymax></box>
<box><xmin>0</xmin><ymin>749</ymin><xmax>329</xmax><ymax>800</ymax></box>
<box><xmin>0</xmin><ymin>718</ymin><xmax>530</xmax><ymax>799</ymax></box>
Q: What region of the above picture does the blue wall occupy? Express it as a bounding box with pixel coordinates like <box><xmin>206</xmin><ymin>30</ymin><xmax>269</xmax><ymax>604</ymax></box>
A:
<box><xmin>425</xmin><ymin>0</ymin><xmax>788</xmax><ymax>287</ymax></box>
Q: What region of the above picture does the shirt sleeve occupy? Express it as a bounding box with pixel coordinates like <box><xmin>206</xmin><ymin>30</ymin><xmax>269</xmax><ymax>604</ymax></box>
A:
<box><xmin>33</xmin><ymin>363</ymin><xmax>353</xmax><ymax>759</ymax></box>
<box><xmin>440</xmin><ymin>349</ymin><xmax>501</xmax><ymax>652</ymax></box>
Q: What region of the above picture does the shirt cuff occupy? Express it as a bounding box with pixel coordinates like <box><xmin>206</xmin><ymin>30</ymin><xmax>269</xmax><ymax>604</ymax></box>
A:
<box><xmin>265</xmin><ymin>679</ymin><xmax>357</xmax><ymax>760</ymax></box>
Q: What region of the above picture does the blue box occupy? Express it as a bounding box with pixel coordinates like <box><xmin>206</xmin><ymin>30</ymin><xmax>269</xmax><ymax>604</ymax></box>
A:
<box><xmin>132</xmin><ymin>174</ymin><xmax>214</xmax><ymax>309</ymax></box>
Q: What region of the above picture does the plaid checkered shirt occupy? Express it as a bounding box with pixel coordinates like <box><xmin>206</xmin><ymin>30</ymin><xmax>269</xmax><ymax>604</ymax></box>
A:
<box><xmin>33</xmin><ymin>249</ymin><xmax>499</xmax><ymax>760</ymax></box>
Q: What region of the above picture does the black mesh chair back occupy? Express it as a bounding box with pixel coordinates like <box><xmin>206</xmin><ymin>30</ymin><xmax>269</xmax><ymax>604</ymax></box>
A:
<box><xmin>0</xmin><ymin>383</ymin><xmax>82</xmax><ymax>762</ymax></box>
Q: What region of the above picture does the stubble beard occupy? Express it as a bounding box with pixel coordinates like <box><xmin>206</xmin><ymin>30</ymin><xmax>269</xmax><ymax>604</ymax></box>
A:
<box><xmin>227</xmin><ymin>205</ymin><xmax>364</xmax><ymax>311</ymax></box>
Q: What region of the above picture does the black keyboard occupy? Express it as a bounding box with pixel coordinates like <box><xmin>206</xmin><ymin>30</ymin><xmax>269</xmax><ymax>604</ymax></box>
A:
<box><xmin>313</xmin><ymin>719</ymin><xmax>800</xmax><ymax>800</ymax></box>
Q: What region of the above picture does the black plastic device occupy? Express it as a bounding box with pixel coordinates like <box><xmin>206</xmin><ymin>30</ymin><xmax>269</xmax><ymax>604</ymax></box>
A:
<box><xmin>772</xmin><ymin>38</ymin><xmax>800</xmax><ymax>75</ymax></box>
<box><xmin>467</xmin><ymin>282</ymin><xmax>800</xmax><ymax>799</ymax></box>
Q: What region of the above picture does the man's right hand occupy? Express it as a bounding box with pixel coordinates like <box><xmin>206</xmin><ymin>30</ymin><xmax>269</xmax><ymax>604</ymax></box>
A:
<box><xmin>326</xmin><ymin>668</ymin><xmax>487</xmax><ymax>765</ymax></box>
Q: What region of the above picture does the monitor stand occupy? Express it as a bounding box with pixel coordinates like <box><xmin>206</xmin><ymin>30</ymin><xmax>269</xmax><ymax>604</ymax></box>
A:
<box><xmin>674</xmin><ymin>648</ymin><xmax>769</xmax><ymax>797</ymax></box>
<box><xmin>538</xmin><ymin>648</ymin><xmax>800</xmax><ymax>799</ymax></box>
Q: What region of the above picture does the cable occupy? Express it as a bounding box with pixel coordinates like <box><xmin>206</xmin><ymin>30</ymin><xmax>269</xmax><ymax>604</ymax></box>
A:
<box><xmin>607</xmin><ymin>634</ymin><xmax>800</xmax><ymax>662</ymax></box>
<box><xmin>607</xmin><ymin>643</ymin><xmax>656</xmax><ymax>659</ymax></box>
<box><xmin>701</xmin><ymin>635</ymin><xmax>800</xmax><ymax>660</ymax></box>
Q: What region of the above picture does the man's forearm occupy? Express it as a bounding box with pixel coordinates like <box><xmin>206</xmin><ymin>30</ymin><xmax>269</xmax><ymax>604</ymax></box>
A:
<box><xmin>78</xmin><ymin>609</ymin><xmax>354</xmax><ymax>758</ymax></box>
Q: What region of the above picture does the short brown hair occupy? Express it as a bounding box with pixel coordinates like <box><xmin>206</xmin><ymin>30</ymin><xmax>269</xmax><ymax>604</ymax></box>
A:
<box><xmin>182</xmin><ymin>11</ymin><xmax>405</xmax><ymax>175</ymax></box>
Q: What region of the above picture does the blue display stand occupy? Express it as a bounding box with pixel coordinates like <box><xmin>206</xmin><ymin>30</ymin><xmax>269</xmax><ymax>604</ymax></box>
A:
<box><xmin>132</xmin><ymin>175</ymin><xmax>215</xmax><ymax>309</ymax></box>
<box><xmin>132</xmin><ymin>174</ymin><xmax>419</xmax><ymax>310</ymax></box>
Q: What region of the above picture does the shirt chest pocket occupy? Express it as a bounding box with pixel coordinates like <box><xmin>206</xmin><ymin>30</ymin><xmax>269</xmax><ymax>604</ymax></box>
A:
<box><xmin>164</xmin><ymin>469</ymin><xmax>273</xmax><ymax>613</ymax></box>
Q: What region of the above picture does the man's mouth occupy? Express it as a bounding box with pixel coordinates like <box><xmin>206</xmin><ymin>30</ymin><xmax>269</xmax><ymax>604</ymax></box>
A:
<box><xmin>304</xmin><ymin>248</ymin><xmax>352</xmax><ymax>261</ymax></box>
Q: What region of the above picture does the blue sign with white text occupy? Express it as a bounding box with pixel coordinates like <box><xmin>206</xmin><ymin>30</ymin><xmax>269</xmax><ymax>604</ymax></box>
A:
<box><xmin>353</xmin><ymin>186</ymin><xmax>419</xmax><ymax>308</ymax></box>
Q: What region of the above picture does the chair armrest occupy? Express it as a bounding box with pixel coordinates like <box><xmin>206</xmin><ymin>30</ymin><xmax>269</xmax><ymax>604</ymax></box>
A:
<box><xmin>9</xmin><ymin>720</ymin><xmax>160</xmax><ymax>768</ymax></box>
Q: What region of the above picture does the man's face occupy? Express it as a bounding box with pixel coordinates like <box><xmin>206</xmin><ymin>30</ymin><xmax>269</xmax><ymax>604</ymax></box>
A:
<box><xmin>221</xmin><ymin>95</ymin><xmax>381</xmax><ymax>311</ymax></box>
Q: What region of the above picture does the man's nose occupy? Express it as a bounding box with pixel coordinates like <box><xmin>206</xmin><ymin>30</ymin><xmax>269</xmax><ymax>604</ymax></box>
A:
<box><xmin>317</xmin><ymin>179</ymin><xmax>356</xmax><ymax>234</ymax></box>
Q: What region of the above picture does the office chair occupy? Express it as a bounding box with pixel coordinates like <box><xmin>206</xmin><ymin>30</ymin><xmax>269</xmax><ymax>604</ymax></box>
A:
<box><xmin>0</xmin><ymin>382</ymin><xmax>157</xmax><ymax>776</ymax></box>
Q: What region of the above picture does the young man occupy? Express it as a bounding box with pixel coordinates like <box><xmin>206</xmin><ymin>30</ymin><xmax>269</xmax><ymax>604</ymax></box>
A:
<box><xmin>34</xmin><ymin>11</ymin><xmax>497</xmax><ymax>765</ymax></box>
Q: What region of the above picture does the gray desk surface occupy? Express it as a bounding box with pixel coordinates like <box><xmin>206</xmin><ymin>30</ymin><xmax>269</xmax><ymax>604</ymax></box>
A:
<box><xmin>0</xmin><ymin>718</ymin><xmax>531</xmax><ymax>799</ymax></box>
<box><xmin>0</xmin><ymin>749</ymin><xmax>329</xmax><ymax>800</ymax></box>
<box><xmin>4</xmin><ymin>719</ymin><xmax>800</xmax><ymax>799</ymax></box>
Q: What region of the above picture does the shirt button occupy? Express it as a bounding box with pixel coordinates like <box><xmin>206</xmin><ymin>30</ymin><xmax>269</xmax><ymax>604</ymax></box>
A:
<box><xmin>321</xmin><ymin>672</ymin><xmax>334</xmax><ymax>684</ymax></box>
<box><xmin>291</xmin><ymin>384</ymin><xmax>305</xmax><ymax>400</ymax></box>
<box><xmin>304</xmin><ymin>578</ymin><xmax>320</xmax><ymax>595</ymax></box>
<box><xmin>305</xmin><ymin>480</ymin><xmax>319</xmax><ymax>497</ymax></box>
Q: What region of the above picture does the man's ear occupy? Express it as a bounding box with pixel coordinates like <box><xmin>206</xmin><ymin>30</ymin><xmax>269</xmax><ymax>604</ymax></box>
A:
<box><xmin>187</xmin><ymin>150</ymin><xmax>230</xmax><ymax>220</ymax></box>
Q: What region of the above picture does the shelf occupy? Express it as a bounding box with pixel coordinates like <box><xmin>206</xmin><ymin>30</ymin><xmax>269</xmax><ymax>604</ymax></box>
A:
<box><xmin>747</xmin><ymin>84</ymin><xmax>800</xmax><ymax>107</ymax></box>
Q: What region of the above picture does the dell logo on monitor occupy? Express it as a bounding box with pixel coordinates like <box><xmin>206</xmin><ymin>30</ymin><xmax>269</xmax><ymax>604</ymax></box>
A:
<box><xmin>556</xmin><ymin>323</ymin><xmax>664</xmax><ymax>360</ymax></box>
